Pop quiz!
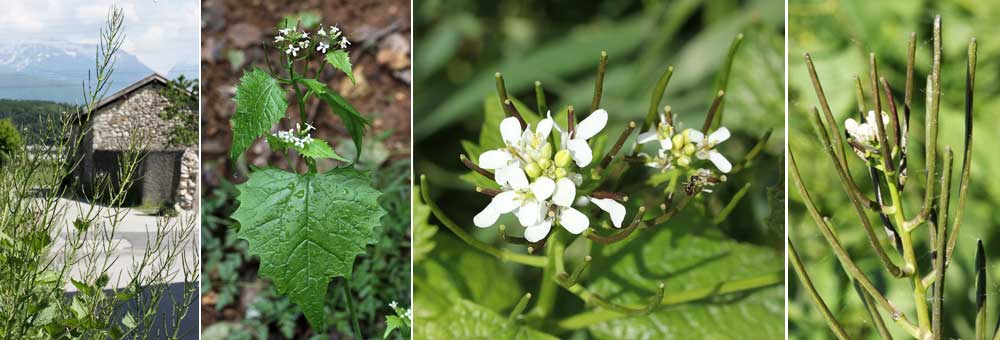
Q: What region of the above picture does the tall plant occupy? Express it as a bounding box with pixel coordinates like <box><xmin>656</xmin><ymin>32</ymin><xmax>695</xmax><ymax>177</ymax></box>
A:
<box><xmin>0</xmin><ymin>6</ymin><xmax>198</xmax><ymax>340</ymax></box>
<box><xmin>790</xmin><ymin>16</ymin><xmax>997</xmax><ymax>340</ymax></box>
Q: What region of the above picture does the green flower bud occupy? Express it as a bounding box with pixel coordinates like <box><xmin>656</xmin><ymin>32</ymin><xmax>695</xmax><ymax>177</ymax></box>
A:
<box><xmin>671</xmin><ymin>133</ymin><xmax>685</xmax><ymax>149</ymax></box>
<box><xmin>525</xmin><ymin>163</ymin><xmax>542</xmax><ymax>178</ymax></box>
<box><xmin>677</xmin><ymin>155</ymin><xmax>691</xmax><ymax>167</ymax></box>
<box><xmin>540</xmin><ymin>143</ymin><xmax>553</xmax><ymax>160</ymax></box>
<box><xmin>683</xmin><ymin>144</ymin><xmax>696</xmax><ymax>156</ymax></box>
<box><xmin>537</xmin><ymin>158</ymin><xmax>552</xmax><ymax>170</ymax></box>
<box><xmin>554</xmin><ymin>149</ymin><xmax>572</xmax><ymax>168</ymax></box>
<box><xmin>555</xmin><ymin>168</ymin><xmax>568</xmax><ymax>178</ymax></box>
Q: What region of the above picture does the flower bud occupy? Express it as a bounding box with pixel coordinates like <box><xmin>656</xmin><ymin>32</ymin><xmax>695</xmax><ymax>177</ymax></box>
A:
<box><xmin>537</xmin><ymin>158</ymin><xmax>552</xmax><ymax>170</ymax></box>
<box><xmin>524</xmin><ymin>163</ymin><xmax>542</xmax><ymax>178</ymax></box>
<box><xmin>540</xmin><ymin>143</ymin><xmax>553</xmax><ymax>160</ymax></box>
<box><xmin>555</xmin><ymin>168</ymin><xmax>568</xmax><ymax>178</ymax></box>
<box><xmin>677</xmin><ymin>155</ymin><xmax>691</xmax><ymax>167</ymax></box>
<box><xmin>683</xmin><ymin>144</ymin><xmax>696</xmax><ymax>156</ymax></box>
<box><xmin>671</xmin><ymin>133</ymin><xmax>686</xmax><ymax>149</ymax></box>
<box><xmin>554</xmin><ymin>150</ymin><xmax>572</xmax><ymax>168</ymax></box>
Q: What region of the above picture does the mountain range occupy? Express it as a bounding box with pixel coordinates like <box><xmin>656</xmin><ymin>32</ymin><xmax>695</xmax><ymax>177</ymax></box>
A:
<box><xmin>0</xmin><ymin>41</ymin><xmax>196</xmax><ymax>104</ymax></box>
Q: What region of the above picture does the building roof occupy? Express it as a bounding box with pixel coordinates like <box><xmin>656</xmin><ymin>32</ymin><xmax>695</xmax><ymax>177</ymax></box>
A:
<box><xmin>69</xmin><ymin>73</ymin><xmax>172</xmax><ymax>121</ymax></box>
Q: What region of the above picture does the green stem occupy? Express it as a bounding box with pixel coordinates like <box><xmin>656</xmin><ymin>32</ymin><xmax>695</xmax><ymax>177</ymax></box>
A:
<box><xmin>343</xmin><ymin>279</ymin><xmax>363</xmax><ymax>340</ymax></box>
<box><xmin>419</xmin><ymin>176</ymin><xmax>547</xmax><ymax>267</ymax></box>
<box><xmin>555</xmin><ymin>271</ymin><xmax>782</xmax><ymax>330</ymax></box>
<box><xmin>531</xmin><ymin>230</ymin><xmax>563</xmax><ymax>319</ymax></box>
<box><xmin>789</xmin><ymin>240</ymin><xmax>849</xmax><ymax>339</ymax></box>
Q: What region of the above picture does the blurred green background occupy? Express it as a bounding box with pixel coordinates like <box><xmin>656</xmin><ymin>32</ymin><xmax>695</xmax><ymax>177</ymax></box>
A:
<box><xmin>789</xmin><ymin>0</ymin><xmax>1000</xmax><ymax>338</ymax></box>
<box><xmin>414</xmin><ymin>0</ymin><xmax>786</xmax><ymax>338</ymax></box>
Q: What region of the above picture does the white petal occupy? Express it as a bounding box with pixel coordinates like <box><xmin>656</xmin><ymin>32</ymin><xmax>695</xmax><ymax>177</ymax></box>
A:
<box><xmin>523</xmin><ymin>219</ymin><xmax>552</xmax><ymax>243</ymax></box>
<box><xmin>844</xmin><ymin>118</ymin><xmax>860</xmax><ymax>136</ymax></box>
<box><xmin>552</xmin><ymin>178</ymin><xmax>576</xmax><ymax>207</ymax></box>
<box><xmin>590</xmin><ymin>198</ymin><xmax>626</xmax><ymax>228</ymax></box>
<box><xmin>708</xmin><ymin>151</ymin><xmax>732</xmax><ymax>173</ymax></box>
<box><xmin>687</xmin><ymin>129</ymin><xmax>705</xmax><ymax>144</ymax></box>
<box><xmin>530</xmin><ymin>177</ymin><xmax>555</xmax><ymax>201</ymax></box>
<box><xmin>500</xmin><ymin>166</ymin><xmax>530</xmax><ymax>190</ymax></box>
<box><xmin>559</xmin><ymin>207</ymin><xmax>589</xmax><ymax>234</ymax></box>
<box><xmin>637</xmin><ymin>131</ymin><xmax>658</xmax><ymax>144</ymax></box>
<box><xmin>515</xmin><ymin>201</ymin><xmax>543</xmax><ymax>226</ymax></box>
<box><xmin>491</xmin><ymin>191</ymin><xmax>519</xmax><ymax>213</ymax></box>
<box><xmin>659</xmin><ymin>137</ymin><xmax>673</xmax><ymax>151</ymax></box>
<box><xmin>500</xmin><ymin>117</ymin><xmax>522</xmax><ymax>145</ymax></box>
<box><xmin>547</xmin><ymin>111</ymin><xmax>563</xmax><ymax>134</ymax></box>
<box><xmin>536</xmin><ymin>117</ymin><xmax>554</xmax><ymax>141</ymax></box>
<box><xmin>566</xmin><ymin>139</ymin><xmax>593</xmax><ymax>167</ymax></box>
<box><xmin>574</xmin><ymin>109</ymin><xmax>608</xmax><ymax>140</ymax></box>
<box><xmin>708</xmin><ymin>127</ymin><xmax>730</xmax><ymax>144</ymax></box>
<box><xmin>478</xmin><ymin>150</ymin><xmax>511</xmax><ymax>169</ymax></box>
<box><xmin>473</xmin><ymin>205</ymin><xmax>501</xmax><ymax>228</ymax></box>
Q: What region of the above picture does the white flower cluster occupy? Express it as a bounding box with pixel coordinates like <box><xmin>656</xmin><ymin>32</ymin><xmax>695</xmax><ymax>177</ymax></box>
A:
<box><xmin>844</xmin><ymin>110</ymin><xmax>890</xmax><ymax>158</ymax></box>
<box><xmin>473</xmin><ymin>110</ymin><xmax>627</xmax><ymax>242</ymax></box>
<box><xmin>636</xmin><ymin>112</ymin><xmax>732</xmax><ymax>174</ymax></box>
<box><xmin>273</xmin><ymin>25</ymin><xmax>350</xmax><ymax>57</ymax></box>
<box><xmin>388</xmin><ymin>301</ymin><xmax>412</xmax><ymax>321</ymax></box>
<box><xmin>270</xmin><ymin>123</ymin><xmax>315</xmax><ymax>148</ymax></box>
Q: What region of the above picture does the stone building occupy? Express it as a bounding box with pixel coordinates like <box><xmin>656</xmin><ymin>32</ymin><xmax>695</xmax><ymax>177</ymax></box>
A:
<box><xmin>68</xmin><ymin>74</ymin><xmax>198</xmax><ymax>210</ymax></box>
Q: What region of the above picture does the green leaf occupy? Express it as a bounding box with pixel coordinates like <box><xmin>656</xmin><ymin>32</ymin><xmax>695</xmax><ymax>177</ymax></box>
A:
<box><xmin>584</xmin><ymin>216</ymin><xmax>784</xmax><ymax>339</ymax></box>
<box><xmin>32</xmin><ymin>303</ymin><xmax>57</xmax><ymax>326</ymax></box>
<box><xmin>383</xmin><ymin>315</ymin><xmax>405</xmax><ymax>339</ymax></box>
<box><xmin>121</xmin><ymin>312</ymin><xmax>137</xmax><ymax>329</ymax></box>
<box><xmin>231</xmin><ymin>68</ymin><xmax>288</xmax><ymax>160</ymax></box>
<box><xmin>412</xmin><ymin>186</ymin><xmax>437</xmax><ymax>264</ymax></box>
<box><xmin>232</xmin><ymin>167</ymin><xmax>384</xmax><ymax>331</ymax></box>
<box><xmin>325</xmin><ymin>50</ymin><xmax>356</xmax><ymax>84</ymax></box>
<box><xmin>265</xmin><ymin>135</ymin><xmax>348</xmax><ymax>161</ymax></box>
<box><xmin>416</xmin><ymin>299</ymin><xmax>558</xmax><ymax>340</ymax></box>
<box><xmin>300</xmin><ymin>79</ymin><xmax>369</xmax><ymax>161</ymax></box>
<box><xmin>70</xmin><ymin>296</ymin><xmax>88</xmax><ymax>320</ymax></box>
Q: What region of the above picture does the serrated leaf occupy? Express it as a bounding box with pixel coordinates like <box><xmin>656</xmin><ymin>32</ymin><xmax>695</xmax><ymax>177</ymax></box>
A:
<box><xmin>266</xmin><ymin>135</ymin><xmax>348</xmax><ymax>161</ymax></box>
<box><xmin>584</xmin><ymin>215</ymin><xmax>784</xmax><ymax>339</ymax></box>
<box><xmin>416</xmin><ymin>299</ymin><xmax>558</xmax><ymax>340</ymax></box>
<box><xmin>325</xmin><ymin>50</ymin><xmax>356</xmax><ymax>84</ymax></box>
<box><xmin>231</xmin><ymin>68</ymin><xmax>288</xmax><ymax>160</ymax></box>
<box><xmin>300</xmin><ymin>79</ymin><xmax>369</xmax><ymax>161</ymax></box>
<box><xmin>232</xmin><ymin>167</ymin><xmax>384</xmax><ymax>331</ymax></box>
<box><xmin>412</xmin><ymin>187</ymin><xmax>437</xmax><ymax>264</ymax></box>
<box><xmin>383</xmin><ymin>315</ymin><xmax>406</xmax><ymax>339</ymax></box>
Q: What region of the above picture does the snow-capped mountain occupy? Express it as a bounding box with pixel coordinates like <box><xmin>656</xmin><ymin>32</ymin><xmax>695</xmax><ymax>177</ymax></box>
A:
<box><xmin>0</xmin><ymin>41</ymin><xmax>155</xmax><ymax>104</ymax></box>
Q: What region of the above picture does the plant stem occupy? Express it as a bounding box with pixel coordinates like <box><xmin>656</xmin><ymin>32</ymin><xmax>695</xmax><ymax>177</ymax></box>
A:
<box><xmin>554</xmin><ymin>271</ymin><xmax>782</xmax><ymax>330</ymax></box>
<box><xmin>531</xmin><ymin>230</ymin><xmax>563</xmax><ymax>319</ymax></box>
<box><xmin>419</xmin><ymin>176</ymin><xmax>546</xmax><ymax>267</ymax></box>
<box><xmin>342</xmin><ymin>280</ymin><xmax>363</xmax><ymax>340</ymax></box>
<box><xmin>789</xmin><ymin>240</ymin><xmax>849</xmax><ymax>340</ymax></box>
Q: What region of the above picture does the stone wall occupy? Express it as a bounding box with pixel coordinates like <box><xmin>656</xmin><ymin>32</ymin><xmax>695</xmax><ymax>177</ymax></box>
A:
<box><xmin>176</xmin><ymin>148</ymin><xmax>198</xmax><ymax>210</ymax></box>
<box><xmin>91</xmin><ymin>83</ymin><xmax>191</xmax><ymax>150</ymax></box>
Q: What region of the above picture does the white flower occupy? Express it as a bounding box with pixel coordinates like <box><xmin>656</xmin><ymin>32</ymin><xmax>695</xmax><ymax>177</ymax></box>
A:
<box><xmin>298</xmin><ymin>40</ymin><xmax>309</xmax><ymax>49</ymax></box>
<box><xmin>278</xmin><ymin>28</ymin><xmax>292</xmax><ymax>36</ymax></box>
<box><xmin>845</xmin><ymin>110</ymin><xmax>890</xmax><ymax>157</ymax></box>
<box><xmin>317</xmin><ymin>27</ymin><xmax>327</xmax><ymax>36</ymax></box>
<box><xmin>637</xmin><ymin>112</ymin><xmax>674</xmax><ymax>152</ymax></box>
<box><xmin>300</xmin><ymin>31</ymin><xmax>309</xmax><ymax>39</ymax></box>
<box><xmin>473</xmin><ymin>167</ymin><xmax>550</xmax><ymax>230</ymax></box>
<box><xmin>554</xmin><ymin>109</ymin><xmax>608</xmax><ymax>167</ymax></box>
<box><xmin>689</xmin><ymin>127</ymin><xmax>732</xmax><ymax>173</ymax></box>
<box><xmin>304</xmin><ymin>122</ymin><xmax>316</xmax><ymax>132</ymax></box>
<box><xmin>474</xmin><ymin>111</ymin><xmax>626</xmax><ymax>242</ymax></box>
<box><xmin>330</xmin><ymin>26</ymin><xmax>341</xmax><ymax>35</ymax></box>
<box><xmin>389</xmin><ymin>301</ymin><xmax>398</xmax><ymax>309</ymax></box>
<box><xmin>316</xmin><ymin>41</ymin><xmax>329</xmax><ymax>54</ymax></box>
<box><xmin>285</xmin><ymin>45</ymin><xmax>299</xmax><ymax>57</ymax></box>
<box><xmin>404</xmin><ymin>308</ymin><xmax>412</xmax><ymax>321</ymax></box>
<box><xmin>274</xmin><ymin>35</ymin><xmax>285</xmax><ymax>43</ymax></box>
<box><xmin>339</xmin><ymin>36</ymin><xmax>351</xmax><ymax>49</ymax></box>
<box><xmin>271</xmin><ymin>126</ymin><xmax>313</xmax><ymax>149</ymax></box>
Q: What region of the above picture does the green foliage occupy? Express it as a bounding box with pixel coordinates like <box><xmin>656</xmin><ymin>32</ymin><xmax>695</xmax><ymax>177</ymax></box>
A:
<box><xmin>412</xmin><ymin>187</ymin><xmax>438</xmax><ymax>264</ymax></box>
<box><xmin>158</xmin><ymin>75</ymin><xmax>199</xmax><ymax>146</ymax></box>
<box><xmin>382</xmin><ymin>302</ymin><xmax>411</xmax><ymax>339</ymax></box>
<box><xmin>232</xmin><ymin>167</ymin><xmax>385</xmax><ymax>330</ymax></box>
<box><xmin>326</xmin><ymin>50</ymin><xmax>356</xmax><ymax>84</ymax></box>
<box><xmin>266</xmin><ymin>134</ymin><xmax>347</xmax><ymax>161</ymax></box>
<box><xmin>230</xmin><ymin>68</ymin><xmax>288</xmax><ymax>160</ymax></box>
<box><xmin>0</xmin><ymin>99</ymin><xmax>74</xmax><ymax>143</ymax></box>
<box><xmin>0</xmin><ymin>118</ymin><xmax>23</xmax><ymax>162</ymax></box>
<box><xmin>300</xmin><ymin>79</ymin><xmax>369</xmax><ymax>161</ymax></box>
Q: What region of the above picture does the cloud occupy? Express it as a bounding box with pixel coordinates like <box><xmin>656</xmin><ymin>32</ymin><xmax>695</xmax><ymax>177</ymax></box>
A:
<box><xmin>0</xmin><ymin>0</ymin><xmax>198</xmax><ymax>75</ymax></box>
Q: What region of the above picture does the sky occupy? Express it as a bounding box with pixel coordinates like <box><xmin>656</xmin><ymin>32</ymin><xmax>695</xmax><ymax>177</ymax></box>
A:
<box><xmin>0</xmin><ymin>0</ymin><xmax>199</xmax><ymax>75</ymax></box>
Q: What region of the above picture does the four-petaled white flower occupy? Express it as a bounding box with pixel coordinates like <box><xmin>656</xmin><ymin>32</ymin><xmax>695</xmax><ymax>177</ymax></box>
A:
<box><xmin>285</xmin><ymin>45</ymin><xmax>299</xmax><ymax>57</ymax></box>
<box><xmin>389</xmin><ymin>301</ymin><xmax>398</xmax><ymax>309</ymax></box>
<box><xmin>474</xmin><ymin>110</ymin><xmax>626</xmax><ymax>242</ymax></box>
<box><xmin>317</xmin><ymin>27</ymin><xmax>327</xmax><ymax>36</ymax></box>
<box><xmin>689</xmin><ymin>127</ymin><xmax>732</xmax><ymax>173</ymax></box>
<box><xmin>637</xmin><ymin>112</ymin><xmax>675</xmax><ymax>153</ymax></box>
<box><xmin>271</xmin><ymin>124</ymin><xmax>314</xmax><ymax>148</ymax></box>
<box><xmin>339</xmin><ymin>37</ymin><xmax>351</xmax><ymax>49</ymax></box>
<box><xmin>845</xmin><ymin>110</ymin><xmax>890</xmax><ymax>158</ymax></box>
<box><xmin>316</xmin><ymin>41</ymin><xmax>329</xmax><ymax>53</ymax></box>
